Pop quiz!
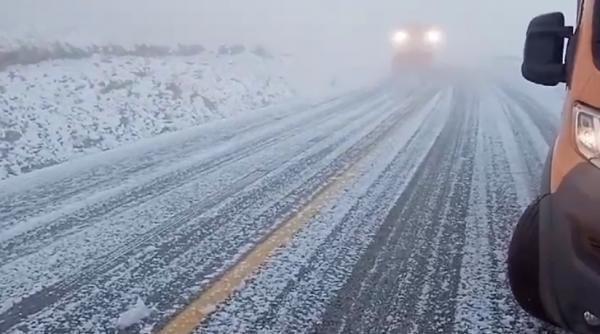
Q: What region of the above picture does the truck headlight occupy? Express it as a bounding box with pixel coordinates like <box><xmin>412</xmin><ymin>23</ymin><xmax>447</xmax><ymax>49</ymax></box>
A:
<box><xmin>425</xmin><ymin>29</ymin><xmax>443</xmax><ymax>45</ymax></box>
<box><xmin>392</xmin><ymin>30</ymin><xmax>410</xmax><ymax>46</ymax></box>
<box><xmin>575</xmin><ymin>103</ymin><xmax>600</xmax><ymax>166</ymax></box>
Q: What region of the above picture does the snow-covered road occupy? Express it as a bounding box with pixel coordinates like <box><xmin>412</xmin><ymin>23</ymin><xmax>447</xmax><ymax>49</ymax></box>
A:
<box><xmin>0</xmin><ymin>74</ymin><xmax>561</xmax><ymax>333</ymax></box>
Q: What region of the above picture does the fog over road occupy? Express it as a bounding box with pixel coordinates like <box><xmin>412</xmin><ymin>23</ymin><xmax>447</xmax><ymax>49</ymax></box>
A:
<box><xmin>0</xmin><ymin>73</ymin><xmax>561</xmax><ymax>333</ymax></box>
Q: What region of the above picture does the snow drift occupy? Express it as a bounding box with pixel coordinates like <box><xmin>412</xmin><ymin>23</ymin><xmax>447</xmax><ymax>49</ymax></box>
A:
<box><xmin>0</xmin><ymin>45</ymin><xmax>294</xmax><ymax>180</ymax></box>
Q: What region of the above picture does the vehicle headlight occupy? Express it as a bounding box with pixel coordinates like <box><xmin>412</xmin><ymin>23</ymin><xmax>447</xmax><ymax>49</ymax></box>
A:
<box><xmin>425</xmin><ymin>29</ymin><xmax>443</xmax><ymax>45</ymax></box>
<box><xmin>392</xmin><ymin>30</ymin><xmax>410</xmax><ymax>46</ymax></box>
<box><xmin>575</xmin><ymin>103</ymin><xmax>600</xmax><ymax>166</ymax></box>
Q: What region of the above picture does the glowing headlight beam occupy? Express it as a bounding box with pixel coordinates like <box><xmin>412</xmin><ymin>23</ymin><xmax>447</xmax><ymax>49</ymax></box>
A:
<box><xmin>392</xmin><ymin>30</ymin><xmax>410</xmax><ymax>45</ymax></box>
<box><xmin>425</xmin><ymin>29</ymin><xmax>443</xmax><ymax>45</ymax></box>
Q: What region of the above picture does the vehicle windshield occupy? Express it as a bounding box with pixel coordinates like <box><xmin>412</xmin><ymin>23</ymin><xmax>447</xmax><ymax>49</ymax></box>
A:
<box><xmin>0</xmin><ymin>1</ymin><xmax>578</xmax><ymax>333</ymax></box>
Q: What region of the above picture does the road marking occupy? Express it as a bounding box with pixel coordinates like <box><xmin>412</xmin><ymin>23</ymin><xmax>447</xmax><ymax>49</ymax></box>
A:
<box><xmin>158</xmin><ymin>90</ymin><xmax>442</xmax><ymax>334</ymax></box>
<box><xmin>158</xmin><ymin>171</ymin><xmax>358</xmax><ymax>334</ymax></box>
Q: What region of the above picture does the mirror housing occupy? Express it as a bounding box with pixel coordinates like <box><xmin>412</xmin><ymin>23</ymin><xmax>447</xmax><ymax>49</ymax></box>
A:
<box><xmin>522</xmin><ymin>12</ymin><xmax>573</xmax><ymax>86</ymax></box>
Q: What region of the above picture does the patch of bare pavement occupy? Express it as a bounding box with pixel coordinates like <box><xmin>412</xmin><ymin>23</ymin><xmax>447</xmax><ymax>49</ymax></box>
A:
<box><xmin>0</xmin><ymin>74</ymin><xmax>562</xmax><ymax>334</ymax></box>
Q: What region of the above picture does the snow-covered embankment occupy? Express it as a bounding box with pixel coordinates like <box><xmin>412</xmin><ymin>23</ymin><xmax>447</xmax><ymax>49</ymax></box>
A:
<box><xmin>0</xmin><ymin>46</ymin><xmax>294</xmax><ymax>180</ymax></box>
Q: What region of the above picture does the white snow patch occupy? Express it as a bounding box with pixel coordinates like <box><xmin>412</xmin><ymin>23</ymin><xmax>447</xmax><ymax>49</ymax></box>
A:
<box><xmin>116</xmin><ymin>297</ymin><xmax>152</xmax><ymax>330</ymax></box>
<box><xmin>0</xmin><ymin>51</ymin><xmax>295</xmax><ymax>181</ymax></box>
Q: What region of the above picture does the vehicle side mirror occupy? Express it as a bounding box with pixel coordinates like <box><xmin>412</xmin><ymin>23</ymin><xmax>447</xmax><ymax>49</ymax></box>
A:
<box><xmin>522</xmin><ymin>12</ymin><xmax>573</xmax><ymax>86</ymax></box>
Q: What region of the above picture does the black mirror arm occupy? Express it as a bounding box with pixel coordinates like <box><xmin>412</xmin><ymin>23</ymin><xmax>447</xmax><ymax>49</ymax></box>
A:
<box><xmin>528</xmin><ymin>26</ymin><xmax>574</xmax><ymax>39</ymax></box>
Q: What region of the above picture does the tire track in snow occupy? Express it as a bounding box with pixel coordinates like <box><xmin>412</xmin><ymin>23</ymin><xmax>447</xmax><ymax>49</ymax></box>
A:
<box><xmin>454</xmin><ymin>87</ymin><xmax>560</xmax><ymax>333</ymax></box>
<box><xmin>199</xmin><ymin>86</ymin><xmax>452</xmax><ymax>334</ymax></box>
<box><xmin>136</xmin><ymin>87</ymin><xmax>440</xmax><ymax>333</ymax></box>
<box><xmin>310</xmin><ymin>85</ymin><xmax>476</xmax><ymax>334</ymax></box>
<box><xmin>452</xmin><ymin>90</ymin><xmax>497</xmax><ymax>333</ymax></box>
<box><xmin>408</xmin><ymin>92</ymin><xmax>478</xmax><ymax>334</ymax></box>
<box><xmin>498</xmin><ymin>84</ymin><xmax>558</xmax><ymax>146</ymax></box>
<box><xmin>500</xmin><ymin>99</ymin><xmax>546</xmax><ymax>197</ymax></box>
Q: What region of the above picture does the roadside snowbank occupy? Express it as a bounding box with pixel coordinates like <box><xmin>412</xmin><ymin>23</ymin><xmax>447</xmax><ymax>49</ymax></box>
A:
<box><xmin>0</xmin><ymin>49</ymin><xmax>294</xmax><ymax>180</ymax></box>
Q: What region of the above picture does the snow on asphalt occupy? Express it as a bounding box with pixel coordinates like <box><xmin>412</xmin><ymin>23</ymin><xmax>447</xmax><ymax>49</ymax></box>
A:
<box><xmin>0</xmin><ymin>75</ymin><xmax>562</xmax><ymax>333</ymax></box>
<box><xmin>199</xmin><ymin>86</ymin><xmax>451</xmax><ymax>334</ymax></box>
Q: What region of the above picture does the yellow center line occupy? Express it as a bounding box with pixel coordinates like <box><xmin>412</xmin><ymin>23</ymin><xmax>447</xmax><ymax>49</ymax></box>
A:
<box><xmin>158</xmin><ymin>170</ymin><xmax>358</xmax><ymax>334</ymax></box>
<box><xmin>158</xmin><ymin>90</ymin><xmax>442</xmax><ymax>334</ymax></box>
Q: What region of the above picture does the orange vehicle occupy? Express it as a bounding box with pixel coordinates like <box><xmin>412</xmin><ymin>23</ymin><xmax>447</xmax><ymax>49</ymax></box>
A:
<box><xmin>508</xmin><ymin>1</ymin><xmax>600</xmax><ymax>333</ymax></box>
<box><xmin>389</xmin><ymin>25</ymin><xmax>443</xmax><ymax>72</ymax></box>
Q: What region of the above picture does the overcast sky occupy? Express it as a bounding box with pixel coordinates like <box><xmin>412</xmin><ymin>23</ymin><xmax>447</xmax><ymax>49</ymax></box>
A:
<box><xmin>0</xmin><ymin>0</ymin><xmax>575</xmax><ymax>83</ymax></box>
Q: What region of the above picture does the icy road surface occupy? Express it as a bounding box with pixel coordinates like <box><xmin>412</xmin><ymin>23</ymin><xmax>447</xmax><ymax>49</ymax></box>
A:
<box><xmin>0</xmin><ymin>75</ymin><xmax>561</xmax><ymax>333</ymax></box>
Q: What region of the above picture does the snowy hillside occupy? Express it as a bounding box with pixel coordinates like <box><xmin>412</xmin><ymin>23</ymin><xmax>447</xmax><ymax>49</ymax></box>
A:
<box><xmin>0</xmin><ymin>47</ymin><xmax>295</xmax><ymax>180</ymax></box>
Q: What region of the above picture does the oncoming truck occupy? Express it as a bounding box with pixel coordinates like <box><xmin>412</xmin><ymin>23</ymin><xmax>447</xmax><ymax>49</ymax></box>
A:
<box><xmin>390</xmin><ymin>25</ymin><xmax>444</xmax><ymax>73</ymax></box>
